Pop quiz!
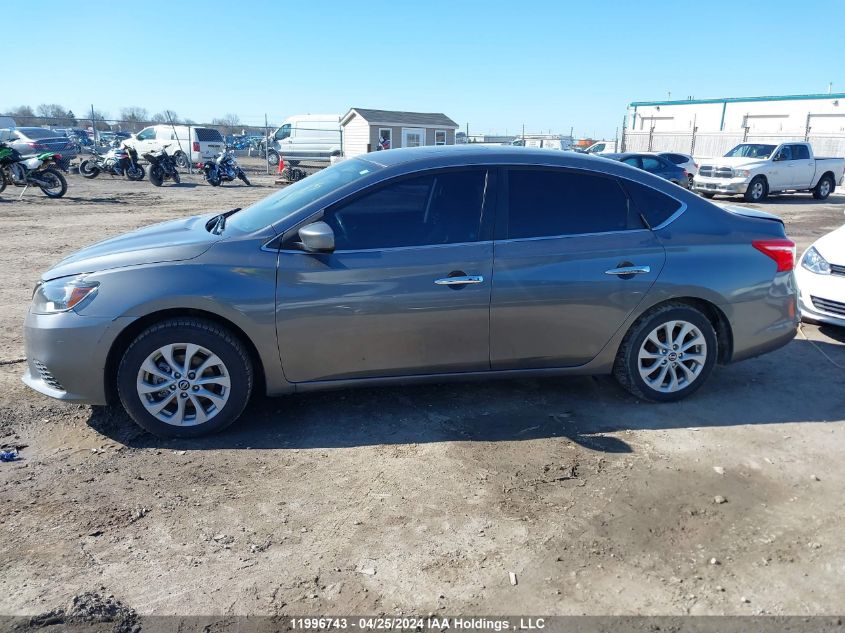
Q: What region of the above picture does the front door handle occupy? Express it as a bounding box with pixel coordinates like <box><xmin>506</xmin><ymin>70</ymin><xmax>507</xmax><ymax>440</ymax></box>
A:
<box><xmin>604</xmin><ymin>265</ymin><xmax>651</xmax><ymax>276</ymax></box>
<box><xmin>434</xmin><ymin>275</ymin><xmax>484</xmax><ymax>285</ymax></box>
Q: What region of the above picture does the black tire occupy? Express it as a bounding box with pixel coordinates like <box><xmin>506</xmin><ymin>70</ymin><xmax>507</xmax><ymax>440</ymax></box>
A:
<box><xmin>613</xmin><ymin>303</ymin><xmax>718</xmax><ymax>403</ymax></box>
<box><xmin>79</xmin><ymin>159</ymin><xmax>100</xmax><ymax>179</ymax></box>
<box><xmin>116</xmin><ymin>318</ymin><xmax>253</xmax><ymax>438</ymax></box>
<box><xmin>0</xmin><ymin>173</ymin><xmax>6</xmax><ymax>194</ymax></box>
<box><xmin>812</xmin><ymin>174</ymin><xmax>834</xmax><ymax>200</ymax></box>
<box><xmin>700</xmin><ymin>192</ymin><xmax>715</xmax><ymax>199</ymax></box>
<box><xmin>267</xmin><ymin>150</ymin><xmax>280</xmax><ymax>166</ymax></box>
<box><xmin>237</xmin><ymin>169</ymin><xmax>251</xmax><ymax>186</ymax></box>
<box><xmin>743</xmin><ymin>175</ymin><xmax>768</xmax><ymax>203</ymax></box>
<box><xmin>172</xmin><ymin>170</ymin><xmax>181</xmax><ymax>184</ymax></box>
<box><xmin>148</xmin><ymin>165</ymin><xmax>164</xmax><ymax>187</ymax></box>
<box><xmin>687</xmin><ymin>174</ymin><xmax>694</xmax><ymax>189</ymax></box>
<box><xmin>173</xmin><ymin>151</ymin><xmax>189</xmax><ymax>168</ymax></box>
<box><xmin>207</xmin><ymin>171</ymin><xmax>221</xmax><ymax>186</ymax></box>
<box><xmin>126</xmin><ymin>164</ymin><xmax>145</xmax><ymax>181</ymax></box>
<box><xmin>38</xmin><ymin>168</ymin><xmax>67</xmax><ymax>198</ymax></box>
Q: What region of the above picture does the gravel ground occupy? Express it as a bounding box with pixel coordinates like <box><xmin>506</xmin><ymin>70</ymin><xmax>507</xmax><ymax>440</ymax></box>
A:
<box><xmin>1</xmin><ymin>162</ymin><xmax>843</xmax><ymax>617</ymax></box>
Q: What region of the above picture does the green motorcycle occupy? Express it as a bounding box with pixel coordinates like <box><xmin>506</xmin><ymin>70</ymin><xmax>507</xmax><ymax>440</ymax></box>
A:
<box><xmin>0</xmin><ymin>142</ymin><xmax>68</xmax><ymax>198</ymax></box>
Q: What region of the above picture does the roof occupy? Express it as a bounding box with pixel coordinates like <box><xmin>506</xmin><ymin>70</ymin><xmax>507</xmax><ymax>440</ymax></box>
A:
<box><xmin>341</xmin><ymin>108</ymin><xmax>458</xmax><ymax>128</ymax></box>
<box><xmin>629</xmin><ymin>93</ymin><xmax>845</xmax><ymax>108</ymax></box>
<box><xmin>354</xmin><ymin>144</ymin><xmax>617</xmax><ymax>170</ymax></box>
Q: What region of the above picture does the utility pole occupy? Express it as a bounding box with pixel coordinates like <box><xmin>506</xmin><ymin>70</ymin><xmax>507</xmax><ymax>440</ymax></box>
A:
<box><xmin>90</xmin><ymin>104</ymin><xmax>96</xmax><ymax>145</ymax></box>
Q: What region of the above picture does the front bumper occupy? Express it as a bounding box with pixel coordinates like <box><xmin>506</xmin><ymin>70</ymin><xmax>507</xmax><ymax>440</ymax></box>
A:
<box><xmin>22</xmin><ymin>309</ymin><xmax>134</xmax><ymax>405</ymax></box>
<box><xmin>693</xmin><ymin>176</ymin><xmax>749</xmax><ymax>194</ymax></box>
<box><xmin>795</xmin><ymin>266</ymin><xmax>845</xmax><ymax>327</ymax></box>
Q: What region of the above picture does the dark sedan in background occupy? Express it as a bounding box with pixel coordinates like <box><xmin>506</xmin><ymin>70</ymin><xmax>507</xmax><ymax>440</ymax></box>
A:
<box><xmin>604</xmin><ymin>152</ymin><xmax>690</xmax><ymax>188</ymax></box>
<box><xmin>0</xmin><ymin>127</ymin><xmax>78</xmax><ymax>170</ymax></box>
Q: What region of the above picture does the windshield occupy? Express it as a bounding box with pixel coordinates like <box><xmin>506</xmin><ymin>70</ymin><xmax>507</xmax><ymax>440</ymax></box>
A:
<box><xmin>226</xmin><ymin>158</ymin><xmax>379</xmax><ymax>233</ymax></box>
<box><xmin>724</xmin><ymin>144</ymin><xmax>776</xmax><ymax>159</ymax></box>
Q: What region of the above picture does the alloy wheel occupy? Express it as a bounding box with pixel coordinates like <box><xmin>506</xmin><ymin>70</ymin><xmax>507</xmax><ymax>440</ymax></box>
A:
<box><xmin>136</xmin><ymin>343</ymin><xmax>231</xmax><ymax>426</ymax></box>
<box><xmin>637</xmin><ymin>320</ymin><xmax>708</xmax><ymax>393</ymax></box>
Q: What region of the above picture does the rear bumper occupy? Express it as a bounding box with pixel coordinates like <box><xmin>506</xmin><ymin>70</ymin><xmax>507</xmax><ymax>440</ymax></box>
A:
<box><xmin>693</xmin><ymin>176</ymin><xmax>749</xmax><ymax>194</ymax></box>
<box><xmin>726</xmin><ymin>274</ymin><xmax>799</xmax><ymax>362</ymax></box>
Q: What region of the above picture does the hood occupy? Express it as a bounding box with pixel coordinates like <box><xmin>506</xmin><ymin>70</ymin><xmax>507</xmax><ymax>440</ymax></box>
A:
<box><xmin>718</xmin><ymin>204</ymin><xmax>783</xmax><ymax>224</ymax></box>
<box><xmin>700</xmin><ymin>156</ymin><xmax>766</xmax><ymax>168</ymax></box>
<box><xmin>811</xmin><ymin>223</ymin><xmax>845</xmax><ymax>262</ymax></box>
<box><xmin>44</xmin><ymin>213</ymin><xmax>222</xmax><ymax>280</ymax></box>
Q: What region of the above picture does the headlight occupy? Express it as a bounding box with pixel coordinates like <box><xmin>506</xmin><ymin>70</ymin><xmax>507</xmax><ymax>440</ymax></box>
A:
<box><xmin>733</xmin><ymin>169</ymin><xmax>751</xmax><ymax>178</ymax></box>
<box><xmin>801</xmin><ymin>246</ymin><xmax>831</xmax><ymax>275</ymax></box>
<box><xmin>31</xmin><ymin>276</ymin><xmax>99</xmax><ymax>314</ymax></box>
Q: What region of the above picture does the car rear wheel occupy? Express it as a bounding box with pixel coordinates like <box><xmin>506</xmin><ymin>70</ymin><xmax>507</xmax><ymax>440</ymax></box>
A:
<box><xmin>812</xmin><ymin>174</ymin><xmax>834</xmax><ymax>200</ymax></box>
<box><xmin>117</xmin><ymin>318</ymin><xmax>253</xmax><ymax>438</ymax></box>
<box><xmin>744</xmin><ymin>176</ymin><xmax>768</xmax><ymax>203</ymax></box>
<box><xmin>173</xmin><ymin>151</ymin><xmax>189</xmax><ymax>168</ymax></box>
<box><xmin>613</xmin><ymin>303</ymin><xmax>717</xmax><ymax>402</ymax></box>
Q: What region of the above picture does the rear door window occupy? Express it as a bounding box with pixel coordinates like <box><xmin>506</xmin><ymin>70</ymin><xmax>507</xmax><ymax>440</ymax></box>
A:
<box><xmin>505</xmin><ymin>168</ymin><xmax>642</xmax><ymax>239</ymax></box>
<box><xmin>325</xmin><ymin>169</ymin><xmax>487</xmax><ymax>250</ymax></box>
<box><xmin>641</xmin><ymin>157</ymin><xmax>664</xmax><ymax>172</ymax></box>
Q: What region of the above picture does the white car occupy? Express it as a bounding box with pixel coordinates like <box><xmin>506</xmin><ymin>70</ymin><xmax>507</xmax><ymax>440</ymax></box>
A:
<box><xmin>795</xmin><ymin>222</ymin><xmax>845</xmax><ymax>327</ymax></box>
<box><xmin>123</xmin><ymin>125</ymin><xmax>225</xmax><ymax>167</ymax></box>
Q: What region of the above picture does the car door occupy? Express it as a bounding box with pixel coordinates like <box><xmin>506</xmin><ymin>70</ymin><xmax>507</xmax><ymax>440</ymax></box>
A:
<box><xmin>788</xmin><ymin>144</ymin><xmax>814</xmax><ymax>187</ymax></box>
<box><xmin>275</xmin><ymin>167</ymin><xmax>495</xmax><ymax>383</ymax></box>
<box><xmin>490</xmin><ymin>167</ymin><xmax>666</xmax><ymax>369</ymax></box>
<box><xmin>132</xmin><ymin>127</ymin><xmax>157</xmax><ymax>154</ymax></box>
<box><xmin>641</xmin><ymin>156</ymin><xmax>677</xmax><ymax>182</ymax></box>
<box><xmin>769</xmin><ymin>144</ymin><xmax>793</xmax><ymax>190</ymax></box>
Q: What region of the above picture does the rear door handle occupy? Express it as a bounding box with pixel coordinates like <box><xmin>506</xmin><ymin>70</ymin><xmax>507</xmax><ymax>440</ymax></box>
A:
<box><xmin>435</xmin><ymin>275</ymin><xmax>484</xmax><ymax>285</ymax></box>
<box><xmin>604</xmin><ymin>266</ymin><xmax>651</xmax><ymax>276</ymax></box>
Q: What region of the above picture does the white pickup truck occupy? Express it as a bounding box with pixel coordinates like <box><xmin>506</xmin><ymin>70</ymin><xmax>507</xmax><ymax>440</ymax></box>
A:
<box><xmin>693</xmin><ymin>142</ymin><xmax>845</xmax><ymax>203</ymax></box>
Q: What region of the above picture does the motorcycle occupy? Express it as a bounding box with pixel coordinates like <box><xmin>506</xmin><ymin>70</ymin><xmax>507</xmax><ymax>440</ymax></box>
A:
<box><xmin>143</xmin><ymin>144</ymin><xmax>181</xmax><ymax>187</ymax></box>
<box><xmin>199</xmin><ymin>151</ymin><xmax>251</xmax><ymax>187</ymax></box>
<box><xmin>0</xmin><ymin>142</ymin><xmax>68</xmax><ymax>199</ymax></box>
<box><xmin>79</xmin><ymin>144</ymin><xmax>145</xmax><ymax>181</ymax></box>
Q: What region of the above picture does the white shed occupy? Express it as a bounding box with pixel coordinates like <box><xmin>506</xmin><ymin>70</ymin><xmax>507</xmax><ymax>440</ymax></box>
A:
<box><xmin>340</xmin><ymin>108</ymin><xmax>459</xmax><ymax>158</ymax></box>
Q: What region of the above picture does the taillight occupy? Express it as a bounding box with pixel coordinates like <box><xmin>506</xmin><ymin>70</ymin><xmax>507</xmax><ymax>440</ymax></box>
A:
<box><xmin>28</xmin><ymin>142</ymin><xmax>47</xmax><ymax>150</ymax></box>
<box><xmin>53</xmin><ymin>154</ymin><xmax>63</xmax><ymax>161</ymax></box>
<box><xmin>192</xmin><ymin>141</ymin><xmax>200</xmax><ymax>152</ymax></box>
<box><xmin>753</xmin><ymin>239</ymin><xmax>796</xmax><ymax>272</ymax></box>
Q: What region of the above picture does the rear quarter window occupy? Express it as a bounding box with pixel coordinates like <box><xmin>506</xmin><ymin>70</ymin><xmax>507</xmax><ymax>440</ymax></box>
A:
<box><xmin>195</xmin><ymin>128</ymin><xmax>224</xmax><ymax>142</ymax></box>
<box><xmin>622</xmin><ymin>179</ymin><xmax>683</xmax><ymax>228</ymax></box>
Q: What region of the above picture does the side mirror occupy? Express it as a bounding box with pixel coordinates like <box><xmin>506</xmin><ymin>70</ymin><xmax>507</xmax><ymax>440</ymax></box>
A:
<box><xmin>298</xmin><ymin>221</ymin><xmax>335</xmax><ymax>253</ymax></box>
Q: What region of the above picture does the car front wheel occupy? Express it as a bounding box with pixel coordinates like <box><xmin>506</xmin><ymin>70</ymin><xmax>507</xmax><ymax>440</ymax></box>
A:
<box><xmin>117</xmin><ymin>318</ymin><xmax>253</xmax><ymax>437</ymax></box>
<box><xmin>613</xmin><ymin>303</ymin><xmax>717</xmax><ymax>402</ymax></box>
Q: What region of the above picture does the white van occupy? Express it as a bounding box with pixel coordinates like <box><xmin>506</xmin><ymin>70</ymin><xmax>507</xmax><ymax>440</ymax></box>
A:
<box><xmin>583</xmin><ymin>140</ymin><xmax>618</xmax><ymax>154</ymax></box>
<box><xmin>268</xmin><ymin>114</ymin><xmax>341</xmax><ymax>164</ymax></box>
<box><xmin>124</xmin><ymin>125</ymin><xmax>225</xmax><ymax>167</ymax></box>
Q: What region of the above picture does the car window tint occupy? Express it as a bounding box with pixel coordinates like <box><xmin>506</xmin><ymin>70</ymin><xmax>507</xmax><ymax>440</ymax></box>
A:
<box><xmin>506</xmin><ymin>169</ymin><xmax>638</xmax><ymax>239</ymax></box>
<box><xmin>326</xmin><ymin>170</ymin><xmax>486</xmax><ymax>250</ymax></box>
<box><xmin>622</xmin><ymin>157</ymin><xmax>640</xmax><ymax>168</ymax></box>
<box><xmin>791</xmin><ymin>144</ymin><xmax>810</xmax><ymax>160</ymax></box>
<box><xmin>641</xmin><ymin>157</ymin><xmax>664</xmax><ymax>172</ymax></box>
<box><xmin>668</xmin><ymin>154</ymin><xmax>686</xmax><ymax>164</ymax></box>
<box><xmin>622</xmin><ymin>179</ymin><xmax>682</xmax><ymax>228</ymax></box>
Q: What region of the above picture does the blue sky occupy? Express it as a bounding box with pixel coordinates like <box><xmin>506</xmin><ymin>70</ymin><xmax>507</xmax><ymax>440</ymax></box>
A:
<box><xmin>5</xmin><ymin>0</ymin><xmax>842</xmax><ymax>138</ymax></box>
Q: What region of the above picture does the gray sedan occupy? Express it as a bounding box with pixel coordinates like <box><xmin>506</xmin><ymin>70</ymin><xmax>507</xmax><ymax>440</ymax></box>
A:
<box><xmin>23</xmin><ymin>146</ymin><xmax>798</xmax><ymax>437</ymax></box>
<box><xmin>0</xmin><ymin>127</ymin><xmax>78</xmax><ymax>169</ymax></box>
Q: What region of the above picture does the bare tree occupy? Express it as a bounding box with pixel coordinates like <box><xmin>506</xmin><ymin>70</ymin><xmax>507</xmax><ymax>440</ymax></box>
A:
<box><xmin>151</xmin><ymin>110</ymin><xmax>180</xmax><ymax>124</ymax></box>
<box><xmin>212</xmin><ymin>113</ymin><xmax>241</xmax><ymax>137</ymax></box>
<box><xmin>89</xmin><ymin>109</ymin><xmax>111</xmax><ymax>131</ymax></box>
<box><xmin>36</xmin><ymin>104</ymin><xmax>77</xmax><ymax>127</ymax></box>
<box><xmin>120</xmin><ymin>106</ymin><xmax>149</xmax><ymax>131</ymax></box>
<box><xmin>4</xmin><ymin>105</ymin><xmax>37</xmax><ymax>125</ymax></box>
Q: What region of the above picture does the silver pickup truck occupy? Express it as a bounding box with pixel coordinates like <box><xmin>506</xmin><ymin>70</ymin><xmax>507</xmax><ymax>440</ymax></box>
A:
<box><xmin>693</xmin><ymin>142</ymin><xmax>845</xmax><ymax>202</ymax></box>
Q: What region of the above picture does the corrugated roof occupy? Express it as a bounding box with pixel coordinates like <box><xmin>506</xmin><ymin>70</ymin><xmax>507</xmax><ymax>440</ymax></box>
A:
<box><xmin>342</xmin><ymin>108</ymin><xmax>458</xmax><ymax>128</ymax></box>
<box><xmin>630</xmin><ymin>93</ymin><xmax>845</xmax><ymax>107</ymax></box>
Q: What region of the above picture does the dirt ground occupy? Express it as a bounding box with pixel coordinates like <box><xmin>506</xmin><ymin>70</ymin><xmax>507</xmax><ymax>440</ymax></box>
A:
<box><xmin>1</xmin><ymin>159</ymin><xmax>844</xmax><ymax>618</ymax></box>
